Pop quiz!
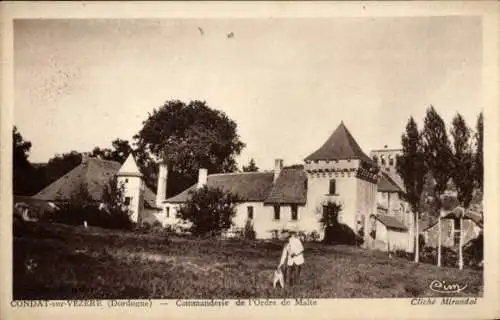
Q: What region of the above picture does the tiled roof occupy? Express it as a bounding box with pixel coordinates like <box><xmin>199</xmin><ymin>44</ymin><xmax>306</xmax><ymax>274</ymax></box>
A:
<box><xmin>374</xmin><ymin>214</ymin><xmax>408</xmax><ymax>231</ymax></box>
<box><xmin>164</xmin><ymin>171</ymin><xmax>275</xmax><ymax>203</ymax></box>
<box><xmin>377</xmin><ymin>171</ymin><xmax>405</xmax><ymax>193</ymax></box>
<box><xmin>304</xmin><ymin>122</ymin><xmax>376</xmax><ymax>166</ymax></box>
<box><xmin>33</xmin><ymin>157</ymin><xmax>121</xmax><ymax>201</ymax></box>
<box><xmin>33</xmin><ymin>156</ymin><xmax>159</xmax><ymax>208</ymax></box>
<box><xmin>264</xmin><ymin>166</ymin><xmax>307</xmax><ymax>204</ymax></box>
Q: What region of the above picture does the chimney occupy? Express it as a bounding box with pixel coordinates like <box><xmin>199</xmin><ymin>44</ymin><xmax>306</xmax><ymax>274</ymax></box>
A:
<box><xmin>274</xmin><ymin>159</ymin><xmax>283</xmax><ymax>182</ymax></box>
<box><xmin>156</xmin><ymin>162</ymin><xmax>168</xmax><ymax>206</ymax></box>
<box><xmin>197</xmin><ymin>168</ymin><xmax>208</xmax><ymax>189</ymax></box>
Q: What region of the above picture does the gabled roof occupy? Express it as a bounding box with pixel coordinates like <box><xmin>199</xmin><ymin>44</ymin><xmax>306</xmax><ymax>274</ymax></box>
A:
<box><xmin>374</xmin><ymin>214</ymin><xmax>408</xmax><ymax>231</ymax></box>
<box><xmin>423</xmin><ymin>206</ymin><xmax>484</xmax><ymax>231</ymax></box>
<box><xmin>118</xmin><ymin>153</ymin><xmax>142</xmax><ymax>177</ymax></box>
<box><xmin>165</xmin><ymin>171</ymin><xmax>275</xmax><ymax>203</ymax></box>
<box><xmin>33</xmin><ymin>157</ymin><xmax>121</xmax><ymax>201</ymax></box>
<box><xmin>304</xmin><ymin>122</ymin><xmax>375</xmax><ymax>165</ymax></box>
<box><xmin>264</xmin><ymin>166</ymin><xmax>307</xmax><ymax>204</ymax></box>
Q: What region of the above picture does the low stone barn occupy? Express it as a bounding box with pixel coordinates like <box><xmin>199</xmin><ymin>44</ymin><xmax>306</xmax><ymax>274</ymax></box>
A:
<box><xmin>32</xmin><ymin>154</ymin><xmax>161</xmax><ymax>224</ymax></box>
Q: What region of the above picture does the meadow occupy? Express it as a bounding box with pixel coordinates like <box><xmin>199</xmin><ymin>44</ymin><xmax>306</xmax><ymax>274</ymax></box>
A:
<box><xmin>13</xmin><ymin>222</ymin><xmax>483</xmax><ymax>299</ymax></box>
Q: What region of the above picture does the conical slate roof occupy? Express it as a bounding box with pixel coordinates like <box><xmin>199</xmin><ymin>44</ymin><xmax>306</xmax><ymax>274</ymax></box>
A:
<box><xmin>118</xmin><ymin>153</ymin><xmax>142</xmax><ymax>177</ymax></box>
<box><xmin>304</xmin><ymin>122</ymin><xmax>375</xmax><ymax>165</ymax></box>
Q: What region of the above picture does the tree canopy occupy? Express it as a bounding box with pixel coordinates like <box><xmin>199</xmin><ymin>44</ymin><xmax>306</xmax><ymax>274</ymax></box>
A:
<box><xmin>422</xmin><ymin>106</ymin><xmax>452</xmax><ymax>210</ymax></box>
<box><xmin>474</xmin><ymin>112</ymin><xmax>483</xmax><ymax>193</ymax></box>
<box><xmin>242</xmin><ymin>158</ymin><xmax>259</xmax><ymax>172</ymax></box>
<box><xmin>13</xmin><ymin>127</ymin><xmax>36</xmax><ymax>195</ymax></box>
<box><xmin>134</xmin><ymin>100</ymin><xmax>245</xmax><ymax>196</ymax></box>
<box><xmin>450</xmin><ymin>113</ymin><xmax>474</xmax><ymax>208</ymax></box>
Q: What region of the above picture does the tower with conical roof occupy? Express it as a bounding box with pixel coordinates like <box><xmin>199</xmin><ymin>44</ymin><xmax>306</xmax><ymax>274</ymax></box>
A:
<box><xmin>303</xmin><ymin>122</ymin><xmax>379</xmax><ymax>243</ymax></box>
<box><xmin>117</xmin><ymin>153</ymin><xmax>145</xmax><ymax>223</ymax></box>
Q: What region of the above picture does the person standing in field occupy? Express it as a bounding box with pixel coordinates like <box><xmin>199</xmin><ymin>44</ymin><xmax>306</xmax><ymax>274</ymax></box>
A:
<box><xmin>278</xmin><ymin>229</ymin><xmax>304</xmax><ymax>287</ymax></box>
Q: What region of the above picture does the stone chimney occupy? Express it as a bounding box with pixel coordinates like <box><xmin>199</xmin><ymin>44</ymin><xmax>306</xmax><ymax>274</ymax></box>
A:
<box><xmin>156</xmin><ymin>162</ymin><xmax>168</xmax><ymax>206</ymax></box>
<box><xmin>274</xmin><ymin>159</ymin><xmax>283</xmax><ymax>182</ymax></box>
<box><xmin>197</xmin><ymin>168</ymin><xmax>208</xmax><ymax>189</ymax></box>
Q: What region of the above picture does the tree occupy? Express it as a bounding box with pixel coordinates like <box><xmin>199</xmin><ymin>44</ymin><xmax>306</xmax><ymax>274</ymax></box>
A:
<box><xmin>13</xmin><ymin>126</ymin><xmax>34</xmax><ymax>195</ymax></box>
<box><xmin>422</xmin><ymin>106</ymin><xmax>452</xmax><ymax>206</ymax></box>
<box><xmin>134</xmin><ymin>100</ymin><xmax>245</xmax><ymax>196</ymax></box>
<box><xmin>450</xmin><ymin>113</ymin><xmax>475</xmax><ymax>270</ymax></box>
<box><xmin>90</xmin><ymin>138</ymin><xmax>133</xmax><ymax>164</ymax></box>
<box><xmin>101</xmin><ymin>176</ymin><xmax>133</xmax><ymax>229</ymax></box>
<box><xmin>473</xmin><ymin>112</ymin><xmax>483</xmax><ymax>193</ymax></box>
<box><xmin>177</xmin><ymin>186</ymin><xmax>239</xmax><ymax>237</ymax></box>
<box><xmin>450</xmin><ymin>113</ymin><xmax>474</xmax><ymax>209</ymax></box>
<box><xmin>242</xmin><ymin>158</ymin><xmax>259</xmax><ymax>172</ymax></box>
<box><xmin>421</xmin><ymin>106</ymin><xmax>452</xmax><ymax>267</ymax></box>
<box><xmin>396</xmin><ymin>117</ymin><xmax>427</xmax><ymax>263</ymax></box>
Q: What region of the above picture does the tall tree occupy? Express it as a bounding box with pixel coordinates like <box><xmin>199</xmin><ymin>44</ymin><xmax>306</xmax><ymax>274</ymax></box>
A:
<box><xmin>422</xmin><ymin>106</ymin><xmax>453</xmax><ymax>208</ymax></box>
<box><xmin>13</xmin><ymin>126</ymin><xmax>34</xmax><ymax>195</ymax></box>
<box><xmin>134</xmin><ymin>100</ymin><xmax>245</xmax><ymax>196</ymax></box>
<box><xmin>396</xmin><ymin>117</ymin><xmax>427</xmax><ymax>263</ymax></box>
<box><xmin>474</xmin><ymin>112</ymin><xmax>483</xmax><ymax>193</ymax></box>
<box><xmin>450</xmin><ymin>113</ymin><xmax>474</xmax><ymax>209</ymax></box>
<box><xmin>242</xmin><ymin>158</ymin><xmax>259</xmax><ymax>172</ymax></box>
<box><xmin>421</xmin><ymin>106</ymin><xmax>452</xmax><ymax>267</ymax></box>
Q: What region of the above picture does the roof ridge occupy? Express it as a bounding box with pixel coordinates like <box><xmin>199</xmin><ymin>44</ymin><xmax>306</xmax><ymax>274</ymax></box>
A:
<box><xmin>209</xmin><ymin>171</ymin><xmax>272</xmax><ymax>177</ymax></box>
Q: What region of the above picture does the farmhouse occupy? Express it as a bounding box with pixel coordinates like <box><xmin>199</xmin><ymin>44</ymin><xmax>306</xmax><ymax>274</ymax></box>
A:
<box><xmin>157</xmin><ymin>122</ymin><xmax>414</xmax><ymax>251</ymax></box>
<box><xmin>32</xmin><ymin>154</ymin><xmax>161</xmax><ymax>223</ymax></box>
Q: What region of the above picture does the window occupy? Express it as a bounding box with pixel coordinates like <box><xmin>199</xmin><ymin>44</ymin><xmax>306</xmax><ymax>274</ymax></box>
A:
<box><xmin>124</xmin><ymin>197</ymin><xmax>131</xmax><ymax>206</ymax></box>
<box><xmin>247</xmin><ymin>206</ymin><xmax>254</xmax><ymax>220</ymax></box>
<box><xmin>389</xmin><ymin>158</ymin><xmax>394</xmax><ymax>166</ymax></box>
<box><xmin>372</xmin><ymin>156</ymin><xmax>378</xmax><ymax>164</ymax></box>
<box><xmin>165</xmin><ymin>207</ymin><xmax>170</xmax><ymax>218</ymax></box>
<box><xmin>274</xmin><ymin>205</ymin><xmax>280</xmax><ymax>220</ymax></box>
<box><xmin>125</xmin><ymin>178</ymin><xmax>129</xmax><ymax>183</ymax></box>
<box><xmin>291</xmin><ymin>205</ymin><xmax>298</xmax><ymax>221</ymax></box>
<box><xmin>329</xmin><ymin>179</ymin><xmax>336</xmax><ymax>195</ymax></box>
<box><xmin>381</xmin><ymin>156</ymin><xmax>386</xmax><ymax>166</ymax></box>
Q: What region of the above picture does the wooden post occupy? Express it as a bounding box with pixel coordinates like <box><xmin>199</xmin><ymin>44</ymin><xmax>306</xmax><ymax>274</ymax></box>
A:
<box><xmin>415</xmin><ymin>212</ymin><xmax>419</xmax><ymax>263</ymax></box>
<box><xmin>437</xmin><ymin>214</ymin><xmax>442</xmax><ymax>267</ymax></box>
<box><xmin>459</xmin><ymin>216</ymin><xmax>463</xmax><ymax>270</ymax></box>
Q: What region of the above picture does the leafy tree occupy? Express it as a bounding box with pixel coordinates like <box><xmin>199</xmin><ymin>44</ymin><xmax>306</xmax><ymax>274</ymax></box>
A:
<box><xmin>177</xmin><ymin>185</ymin><xmax>239</xmax><ymax>237</ymax></box>
<box><xmin>242</xmin><ymin>158</ymin><xmax>259</xmax><ymax>172</ymax></box>
<box><xmin>134</xmin><ymin>100</ymin><xmax>245</xmax><ymax>196</ymax></box>
<box><xmin>473</xmin><ymin>112</ymin><xmax>483</xmax><ymax>193</ymax></box>
<box><xmin>396</xmin><ymin>117</ymin><xmax>427</xmax><ymax>263</ymax></box>
<box><xmin>422</xmin><ymin>106</ymin><xmax>452</xmax><ymax>210</ymax></box>
<box><xmin>101</xmin><ymin>176</ymin><xmax>133</xmax><ymax>229</ymax></box>
<box><xmin>450</xmin><ymin>113</ymin><xmax>474</xmax><ymax>209</ymax></box>
<box><xmin>90</xmin><ymin>138</ymin><xmax>133</xmax><ymax>164</ymax></box>
<box><xmin>13</xmin><ymin>126</ymin><xmax>34</xmax><ymax>195</ymax></box>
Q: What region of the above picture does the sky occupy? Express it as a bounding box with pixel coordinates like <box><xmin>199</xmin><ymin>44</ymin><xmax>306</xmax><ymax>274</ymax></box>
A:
<box><xmin>14</xmin><ymin>17</ymin><xmax>483</xmax><ymax>169</ymax></box>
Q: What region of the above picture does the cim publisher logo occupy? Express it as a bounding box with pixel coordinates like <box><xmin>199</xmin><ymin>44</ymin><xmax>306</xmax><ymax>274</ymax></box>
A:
<box><xmin>429</xmin><ymin>280</ymin><xmax>468</xmax><ymax>294</ymax></box>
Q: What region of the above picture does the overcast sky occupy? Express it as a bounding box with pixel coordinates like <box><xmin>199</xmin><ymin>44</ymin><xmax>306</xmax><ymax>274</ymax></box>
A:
<box><xmin>14</xmin><ymin>17</ymin><xmax>482</xmax><ymax>169</ymax></box>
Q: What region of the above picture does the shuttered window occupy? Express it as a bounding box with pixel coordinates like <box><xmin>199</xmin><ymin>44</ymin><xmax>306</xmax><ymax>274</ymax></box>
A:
<box><xmin>247</xmin><ymin>206</ymin><xmax>254</xmax><ymax>220</ymax></box>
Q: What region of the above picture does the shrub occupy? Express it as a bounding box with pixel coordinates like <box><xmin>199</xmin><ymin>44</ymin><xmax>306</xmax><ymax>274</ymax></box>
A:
<box><xmin>177</xmin><ymin>186</ymin><xmax>239</xmax><ymax>237</ymax></box>
<box><xmin>52</xmin><ymin>179</ymin><xmax>133</xmax><ymax>230</ymax></box>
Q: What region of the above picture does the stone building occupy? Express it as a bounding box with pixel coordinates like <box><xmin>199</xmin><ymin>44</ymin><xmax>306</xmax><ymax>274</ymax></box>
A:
<box><xmin>156</xmin><ymin>122</ymin><xmax>414</xmax><ymax>252</ymax></box>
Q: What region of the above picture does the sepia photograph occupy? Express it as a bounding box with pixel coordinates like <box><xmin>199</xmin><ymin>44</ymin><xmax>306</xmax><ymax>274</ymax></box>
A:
<box><xmin>2</xmin><ymin>2</ymin><xmax>499</xmax><ymax>319</ymax></box>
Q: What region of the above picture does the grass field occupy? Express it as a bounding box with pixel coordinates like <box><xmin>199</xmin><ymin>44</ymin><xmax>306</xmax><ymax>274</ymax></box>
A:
<box><xmin>13</xmin><ymin>222</ymin><xmax>483</xmax><ymax>299</ymax></box>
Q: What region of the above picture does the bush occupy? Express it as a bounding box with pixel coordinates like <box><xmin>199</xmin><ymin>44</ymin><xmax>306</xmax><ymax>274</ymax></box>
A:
<box><xmin>52</xmin><ymin>180</ymin><xmax>133</xmax><ymax>230</ymax></box>
<box><xmin>177</xmin><ymin>186</ymin><xmax>239</xmax><ymax>237</ymax></box>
